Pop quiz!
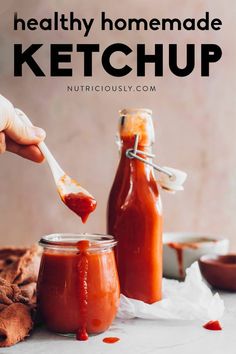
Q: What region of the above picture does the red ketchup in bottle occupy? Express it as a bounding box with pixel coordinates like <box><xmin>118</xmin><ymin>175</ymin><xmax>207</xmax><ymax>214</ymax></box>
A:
<box><xmin>107</xmin><ymin>109</ymin><xmax>162</xmax><ymax>304</ymax></box>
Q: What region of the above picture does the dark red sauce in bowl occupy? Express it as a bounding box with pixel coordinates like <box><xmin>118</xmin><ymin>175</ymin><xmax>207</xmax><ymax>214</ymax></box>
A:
<box><xmin>199</xmin><ymin>254</ymin><xmax>236</xmax><ymax>292</ymax></box>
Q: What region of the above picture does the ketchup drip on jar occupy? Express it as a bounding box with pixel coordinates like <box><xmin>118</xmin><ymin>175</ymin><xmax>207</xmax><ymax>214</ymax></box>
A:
<box><xmin>63</xmin><ymin>193</ymin><xmax>97</xmax><ymax>223</ymax></box>
<box><xmin>76</xmin><ymin>240</ymin><xmax>90</xmax><ymax>341</ymax></box>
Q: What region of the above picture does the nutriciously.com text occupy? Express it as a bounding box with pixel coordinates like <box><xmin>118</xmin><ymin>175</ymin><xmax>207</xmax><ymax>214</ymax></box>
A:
<box><xmin>67</xmin><ymin>85</ymin><xmax>157</xmax><ymax>93</ymax></box>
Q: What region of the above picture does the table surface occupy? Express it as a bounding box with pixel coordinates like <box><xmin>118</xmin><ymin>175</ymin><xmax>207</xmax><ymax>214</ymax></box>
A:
<box><xmin>1</xmin><ymin>292</ymin><xmax>236</xmax><ymax>354</ymax></box>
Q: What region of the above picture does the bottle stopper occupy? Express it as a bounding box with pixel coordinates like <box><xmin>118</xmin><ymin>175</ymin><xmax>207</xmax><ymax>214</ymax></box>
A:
<box><xmin>156</xmin><ymin>167</ymin><xmax>187</xmax><ymax>193</ymax></box>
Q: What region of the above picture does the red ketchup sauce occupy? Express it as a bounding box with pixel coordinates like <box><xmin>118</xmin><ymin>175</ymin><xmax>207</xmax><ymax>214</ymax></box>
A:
<box><xmin>107</xmin><ymin>111</ymin><xmax>162</xmax><ymax>304</ymax></box>
<box><xmin>167</xmin><ymin>242</ymin><xmax>198</xmax><ymax>278</ymax></box>
<box><xmin>203</xmin><ymin>320</ymin><xmax>222</xmax><ymax>331</ymax></box>
<box><xmin>76</xmin><ymin>240</ymin><xmax>90</xmax><ymax>341</ymax></box>
<box><xmin>168</xmin><ymin>239</ymin><xmax>218</xmax><ymax>278</ymax></box>
<box><xmin>63</xmin><ymin>193</ymin><xmax>97</xmax><ymax>223</ymax></box>
<box><xmin>103</xmin><ymin>337</ymin><xmax>120</xmax><ymax>344</ymax></box>
<box><xmin>37</xmin><ymin>237</ymin><xmax>120</xmax><ymax>340</ymax></box>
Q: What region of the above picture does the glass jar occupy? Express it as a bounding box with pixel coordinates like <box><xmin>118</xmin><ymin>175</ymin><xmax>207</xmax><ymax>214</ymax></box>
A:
<box><xmin>37</xmin><ymin>233</ymin><xmax>120</xmax><ymax>340</ymax></box>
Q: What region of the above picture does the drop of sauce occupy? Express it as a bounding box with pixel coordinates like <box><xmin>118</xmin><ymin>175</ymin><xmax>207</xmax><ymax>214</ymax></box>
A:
<box><xmin>77</xmin><ymin>240</ymin><xmax>91</xmax><ymax>252</ymax></box>
<box><xmin>76</xmin><ymin>327</ymin><xmax>89</xmax><ymax>341</ymax></box>
<box><xmin>103</xmin><ymin>337</ymin><xmax>120</xmax><ymax>344</ymax></box>
<box><xmin>203</xmin><ymin>320</ymin><xmax>222</xmax><ymax>331</ymax></box>
<box><xmin>76</xmin><ymin>240</ymin><xmax>90</xmax><ymax>341</ymax></box>
<box><xmin>63</xmin><ymin>192</ymin><xmax>97</xmax><ymax>223</ymax></box>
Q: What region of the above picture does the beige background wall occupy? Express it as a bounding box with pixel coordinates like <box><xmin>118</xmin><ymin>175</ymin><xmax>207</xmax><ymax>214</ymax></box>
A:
<box><xmin>0</xmin><ymin>0</ymin><xmax>236</xmax><ymax>249</ymax></box>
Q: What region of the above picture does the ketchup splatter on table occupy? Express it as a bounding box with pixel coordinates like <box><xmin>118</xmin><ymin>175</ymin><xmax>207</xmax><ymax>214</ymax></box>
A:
<box><xmin>203</xmin><ymin>320</ymin><xmax>222</xmax><ymax>331</ymax></box>
<box><xmin>63</xmin><ymin>193</ymin><xmax>97</xmax><ymax>223</ymax></box>
<box><xmin>76</xmin><ymin>240</ymin><xmax>90</xmax><ymax>341</ymax></box>
<box><xmin>103</xmin><ymin>337</ymin><xmax>120</xmax><ymax>344</ymax></box>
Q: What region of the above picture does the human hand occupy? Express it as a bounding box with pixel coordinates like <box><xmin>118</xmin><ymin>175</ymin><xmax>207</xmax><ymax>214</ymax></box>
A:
<box><xmin>0</xmin><ymin>95</ymin><xmax>46</xmax><ymax>162</ymax></box>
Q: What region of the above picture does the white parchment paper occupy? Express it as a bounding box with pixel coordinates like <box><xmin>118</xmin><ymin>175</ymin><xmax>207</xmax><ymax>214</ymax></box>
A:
<box><xmin>117</xmin><ymin>262</ymin><xmax>224</xmax><ymax>321</ymax></box>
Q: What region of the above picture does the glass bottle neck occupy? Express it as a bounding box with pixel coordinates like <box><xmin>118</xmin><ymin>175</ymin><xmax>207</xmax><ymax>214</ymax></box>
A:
<box><xmin>119</xmin><ymin>140</ymin><xmax>155</xmax><ymax>179</ymax></box>
<box><xmin>120</xmin><ymin>139</ymin><xmax>153</xmax><ymax>156</ymax></box>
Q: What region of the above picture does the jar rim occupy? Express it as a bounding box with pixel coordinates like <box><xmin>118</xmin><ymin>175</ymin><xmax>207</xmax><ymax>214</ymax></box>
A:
<box><xmin>119</xmin><ymin>108</ymin><xmax>152</xmax><ymax>116</ymax></box>
<box><xmin>39</xmin><ymin>233</ymin><xmax>117</xmax><ymax>252</ymax></box>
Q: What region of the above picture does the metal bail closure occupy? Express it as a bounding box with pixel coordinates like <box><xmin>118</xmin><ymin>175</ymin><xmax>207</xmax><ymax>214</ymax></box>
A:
<box><xmin>125</xmin><ymin>135</ymin><xmax>187</xmax><ymax>193</ymax></box>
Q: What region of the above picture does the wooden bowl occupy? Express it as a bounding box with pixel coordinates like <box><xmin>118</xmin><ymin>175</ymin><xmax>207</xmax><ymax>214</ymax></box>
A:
<box><xmin>199</xmin><ymin>254</ymin><xmax>236</xmax><ymax>292</ymax></box>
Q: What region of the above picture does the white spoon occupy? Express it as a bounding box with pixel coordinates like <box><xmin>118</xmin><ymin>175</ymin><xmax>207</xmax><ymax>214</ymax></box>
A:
<box><xmin>15</xmin><ymin>108</ymin><xmax>96</xmax><ymax>223</ymax></box>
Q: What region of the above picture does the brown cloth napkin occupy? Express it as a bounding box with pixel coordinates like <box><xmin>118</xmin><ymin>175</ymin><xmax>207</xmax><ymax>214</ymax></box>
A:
<box><xmin>0</xmin><ymin>245</ymin><xmax>41</xmax><ymax>347</ymax></box>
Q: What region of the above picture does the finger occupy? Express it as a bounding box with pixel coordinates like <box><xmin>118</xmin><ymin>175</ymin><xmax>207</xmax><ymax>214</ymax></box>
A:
<box><xmin>5</xmin><ymin>112</ymin><xmax>46</xmax><ymax>145</ymax></box>
<box><xmin>6</xmin><ymin>138</ymin><xmax>45</xmax><ymax>163</ymax></box>
<box><xmin>0</xmin><ymin>96</ymin><xmax>46</xmax><ymax>145</ymax></box>
<box><xmin>0</xmin><ymin>95</ymin><xmax>15</xmax><ymax>130</ymax></box>
<box><xmin>0</xmin><ymin>132</ymin><xmax>6</xmax><ymax>154</ymax></box>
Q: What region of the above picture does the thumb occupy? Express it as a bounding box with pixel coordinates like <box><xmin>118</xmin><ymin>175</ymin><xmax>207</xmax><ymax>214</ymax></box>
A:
<box><xmin>0</xmin><ymin>95</ymin><xmax>45</xmax><ymax>145</ymax></box>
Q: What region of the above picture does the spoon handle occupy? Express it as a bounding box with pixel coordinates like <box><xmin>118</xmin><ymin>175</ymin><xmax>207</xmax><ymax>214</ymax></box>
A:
<box><xmin>38</xmin><ymin>141</ymin><xmax>65</xmax><ymax>182</ymax></box>
<box><xmin>15</xmin><ymin>108</ymin><xmax>65</xmax><ymax>183</ymax></box>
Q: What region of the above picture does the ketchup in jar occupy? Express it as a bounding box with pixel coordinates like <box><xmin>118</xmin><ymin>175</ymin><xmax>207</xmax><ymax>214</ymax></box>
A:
<box><xmin>37</xmin><ymin>234</ymin><xmax>120</xmax><ymax>339</ymax></box>
<box><xmin>107</xmin><ymin>109</ymin><xmax>162</xmax><ymax>304</ymax></box>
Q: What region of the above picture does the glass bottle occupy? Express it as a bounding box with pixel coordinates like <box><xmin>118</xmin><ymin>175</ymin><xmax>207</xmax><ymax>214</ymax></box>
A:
<box><xmin>107</xmin><ymin>108</ymin><xmax>162</xmax><ymax>304</ymax></box>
